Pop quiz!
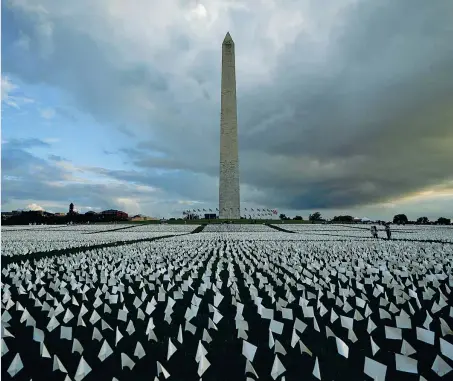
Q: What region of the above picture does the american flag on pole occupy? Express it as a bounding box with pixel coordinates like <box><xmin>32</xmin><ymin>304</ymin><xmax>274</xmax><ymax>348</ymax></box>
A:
<box><xmin>245</xmin><ymin>208</ymin><xmax>247</xmax><ymax>211</ymax></box>
<box><xmin>209</xmin><ymin>209</ymin><xmax>212</xmax><ymax>212</ymax></box>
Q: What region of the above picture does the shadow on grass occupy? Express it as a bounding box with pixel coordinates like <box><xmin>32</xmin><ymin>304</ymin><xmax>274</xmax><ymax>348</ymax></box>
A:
<box><xmin>1</xmin><ymin>234</ymin><xmax>180</xmax><ymax>267</ymax></box>
<box><xmin>266</xmin><ymin>224</ymin><xmax>295</xmax><ymax>233</ymax></box>
<box><xmin>83</xmin><ymin>224</ymin><xmax>149</xmax><ymax>234</ymax></box>
<box><xmin>191</xmin><ymin>224</ymin><xmax>207</xmax><ymax>234</ymax></box>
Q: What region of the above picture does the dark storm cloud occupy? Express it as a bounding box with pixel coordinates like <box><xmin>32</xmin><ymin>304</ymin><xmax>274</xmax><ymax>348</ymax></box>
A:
<box><xmin>1</xmin><ymin>140</ymin><xmax>66</xmax><ymax>205</ymax></box>
<box><xmin>233</xmin><ymin>0</ymin><xmax>453</xmax><ymax>209</ymax></box>
<box><xmin>120</xmin><ymin>65</ymin><xmax>168</xmax><ymax>92</ymax></box>
<box><xmin>86</xmin><ymin>166</ymin><xmax>218</xmax><ymax>204</ymax></box>
<box><xmin>2</xmin><ymin>5</ymin><xmax>169</xmax><ymax>128</ymax></box>
<box><xmin>2</xmin><ymin>0</ymin><xmax>453</xmax><ymax>212</ymax></box>
<box><xmin>1</xmin><ymin>139</ymin><xmax>55</xmax><ymax>184</ymax></box>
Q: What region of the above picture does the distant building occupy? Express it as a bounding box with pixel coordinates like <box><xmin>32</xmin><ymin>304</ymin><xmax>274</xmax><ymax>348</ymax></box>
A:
<box><xmin>101</xmin><ymin>209</ymin><xmax>128</xmax><ymax>220</ymax></box>
<box><xmin>204</xmin><ymin>213</ymin><xmax>217</xmax><ymax>219</ymax></box>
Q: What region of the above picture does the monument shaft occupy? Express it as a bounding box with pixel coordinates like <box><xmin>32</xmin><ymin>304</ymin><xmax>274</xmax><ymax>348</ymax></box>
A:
<box><xmin>219</xmin><ymin>33</ymin><xmax>240</xmax><ymax>219</ymax></box>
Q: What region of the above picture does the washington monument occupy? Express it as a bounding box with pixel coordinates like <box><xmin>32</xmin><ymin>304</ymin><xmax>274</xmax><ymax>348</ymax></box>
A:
<box><xmin>219</xmin><ymin>32</ymin><xmax>240</xmax><ymax>219</ymax></box>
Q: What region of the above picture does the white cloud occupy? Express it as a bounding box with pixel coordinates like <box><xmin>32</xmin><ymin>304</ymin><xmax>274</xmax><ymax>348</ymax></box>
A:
<box><xmin>1</xmin><ymin>75</ymin><xmax>34</xmax><ymax>109</ymax></box>
<box><xmin>178</xmin><ymin>200</ymin><xmax>203</xmax><ymax>205</ymax></box>
<box><xmin>27</xmin><ymin>203</ymin><xmax>44</xmax><ymax>211</ymax></box>
<box><xmin>40</xmin><ymin>108</ymin><xmax>56</xmax><ymax>119</ymax></box>
<box><xmin>1</xmin><ymin>76</ymin><xmax>17</xmax><ymax>99</ymax></box>
<box><xmin>1</xmin><ymin>76</ymin><xmax>19</xmax><ymax>108</ymax></box>
<box><xmin>115</xmin><ymin>197</ymin><xmax>141</xmax><ymax>215</ymax></box>
<box><xmin>187</xmin><ymin>3</ymin><xmax>208</xmax><ymax>20</ymax></box>
<box><xmin>53</xmin><ymin>160</ymin><xmax>84</xmax><ymax>173</ymax></box>
<box><xmin>44</xmin><ymin>180</ymin><xmax>66</xmax><ymax>187</ymax></box>
<box><xmin>135</xmin><ymin>184</ymin><xmax>158</xmax><ymax>193</ymax></box>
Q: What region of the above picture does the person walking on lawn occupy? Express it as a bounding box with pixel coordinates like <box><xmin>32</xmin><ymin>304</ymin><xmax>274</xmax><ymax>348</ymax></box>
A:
<box><xmin>385</xmin><ymin>224</ymin><xmax>391</xmax><ymax>240</ymax></box>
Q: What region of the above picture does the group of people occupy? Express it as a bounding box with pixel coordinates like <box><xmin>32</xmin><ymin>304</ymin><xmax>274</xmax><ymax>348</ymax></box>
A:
<box><xmin>371</xmin><ymin>224</ymin><xmax>391</xmax><ymax>240</ymax></box>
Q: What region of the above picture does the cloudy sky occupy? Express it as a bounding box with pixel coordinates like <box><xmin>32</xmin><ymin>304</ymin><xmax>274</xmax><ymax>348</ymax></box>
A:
<box><xmin>2</xmin><ymin>0</ymin><xmax>453</xmax><ymax>220</ymax></box>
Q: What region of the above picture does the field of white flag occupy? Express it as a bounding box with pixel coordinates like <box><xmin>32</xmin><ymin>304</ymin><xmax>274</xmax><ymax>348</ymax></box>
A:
<box><xmin>1</xmin><ymin>223</ymin><xmax>453</xmax><ymax>380</ymax></box>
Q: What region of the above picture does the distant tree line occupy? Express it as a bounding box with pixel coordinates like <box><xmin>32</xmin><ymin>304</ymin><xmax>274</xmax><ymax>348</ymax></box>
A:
<box><xmin>278</xmin><ymin>214</ymin><xmax>304</xmax><ymax>221</ymax></box>
<box><xmin>393</xmin><ymin>214</ymin><xmax>451</xmax><ymax>225</ymax></box>
<box><xmin>278</xmin><ymin>212</ymin><xmax>322</xmax><ymax>223</ymax></box>
<box><xmin>332</xmin><ymin>215</ymin><xmax>354</xmax><ymax>223</ymax></box>
<box><xmin>276</xmin><ymin>212</ymin><xmax>451</xmax><ymax>225</ymax></box>
<box><xmin>1</xmin><ymin>211</ymin><xmax>128</xmax><ymax>225</ymax></box>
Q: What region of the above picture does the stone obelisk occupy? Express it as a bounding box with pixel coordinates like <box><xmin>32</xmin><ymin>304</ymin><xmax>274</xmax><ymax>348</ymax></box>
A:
<box><xmin>219</xmin><ymin>32</ymin><xmax>240</xmax><ymax>219</ymax></box>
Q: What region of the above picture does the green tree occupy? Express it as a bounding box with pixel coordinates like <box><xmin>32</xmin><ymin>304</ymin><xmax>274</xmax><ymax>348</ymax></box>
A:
<box><xmin>332</xmin><ymin>215</ymin><xmax>354</xmax><ymax>223</ymax></box>
<box><xmin>293</xmin><ymin>215</ymin><xmax>303</xmax><ymax>220</ymax></box>
<box><xmin>393</xmin><ymin>214</ymin><xmax>408</xmax><ymax>225</ymax></box>
<box><xmin>416</xmin><ymin>216</ymin><xmax>429</xmax><ymax>224</ymax></box>
<box><xmin>279</xmin><ymin>213</ymin><xmax>287</xmax><ymax>220</ymax></box>
<box><xmin>437</xmin><ymin>217</ymin><xmax>451</xmax><ymax>225</ymax></box>
<box><xmin>309</xmin><ymin>212</ymin><xmax>322</xmax><ymax>221</ymax></box>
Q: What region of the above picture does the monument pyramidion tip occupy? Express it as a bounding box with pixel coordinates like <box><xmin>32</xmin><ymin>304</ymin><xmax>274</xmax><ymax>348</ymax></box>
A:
<box><xmin>223</xmin><ymin>32</ymin><xmax>234</xmax><ymax>45</ymax></box>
